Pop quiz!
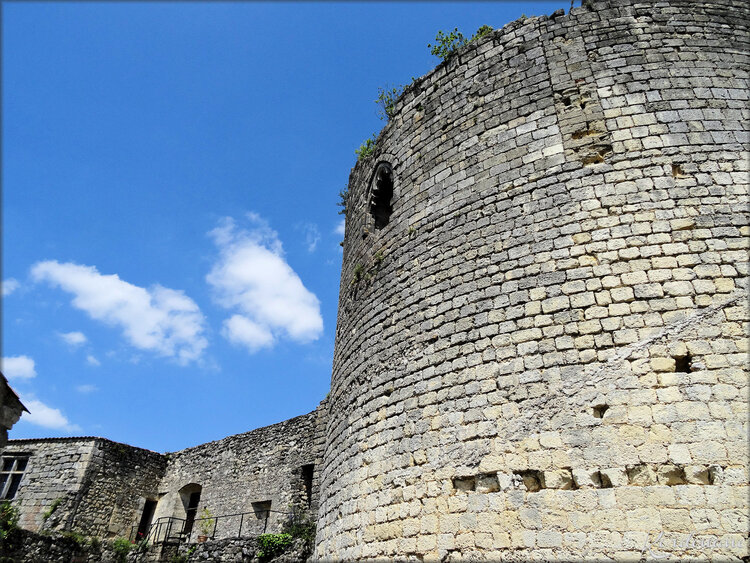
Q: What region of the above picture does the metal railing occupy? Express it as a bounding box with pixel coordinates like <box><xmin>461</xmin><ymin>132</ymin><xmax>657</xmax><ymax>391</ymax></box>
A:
<box><xmin>131</xmin><ymin>515</ymin><xmax>187</xmax><ymax>544</ymax></box>
<box><xmin>130</xmin><ymin>509</ymin><xmax>291</xmax><ymax>545</ymax></box>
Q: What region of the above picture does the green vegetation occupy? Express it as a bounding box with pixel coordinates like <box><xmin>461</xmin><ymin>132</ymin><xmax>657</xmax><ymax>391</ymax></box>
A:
<box><xmin>42</xmin><ymin>497</ymin><xmax>64</xmax><ymax>521</ymax></box>
<box><xmin>135</xmin><ymin>537</ymin><xmax>150</xmax><ymax>554</ymax></box>
<box><xmin>428</xmin><ymin>28</ymin><xmax>466</xmax><ymax>60</ymax></box>
<box><xmin>111</xmin><ymin>537</ymin><xmax>133</xmax><ymax>563</ymax></box>
<box><xmin>376</xmin><ymin>85</ymin><xmax>404</xmax><ymax>121</ymax></box>
<box><xmin>282</xmin><ymin>506</ymin><xmax>316</xmax><ymax>546</ymax></box>
<box><xmin>170</xmin><ymin>546</ymin><xmax>197</xmax><ymax>563</ymax></box>
<box><xmin>60</xmin><ymin>530</ymin><xmax>88</xmax><ymax>548</ymax></box>
<box><xmin>257</xmin><ymin>533</ymin><xmax>293</xmax><ymax>561</ymax></box>
<box><xmin>355</xmin><ymin>134</ymin><xmax>378</xmax><ymax>160</ymax></box>
<box><xmin>197</xmin><ymin>507</ymin><xmax>215</xmax><ymax>537</ymax></box>
<box><xmin>352</xmin><ymin>263</ymin><xmax>364</xmax><ymax>285</ymax></box>
<box><xmin>0</xmin><ymin>501</ymin><xmax>19</xmax><ymax>542</ymax></box>
<box><xmin>337</xmin><ymin>186</ymin><xmax>349</xmax><ymax>216</ymax></box>
<box><xmin>473</xmin><ymin>24</ymin><xmax>494</xmax><ymax>40</ymax></box>
<box><xmin>428</xmin><ymin>25</ymin><xmax>493</xmax><ymax>61</ymax></box>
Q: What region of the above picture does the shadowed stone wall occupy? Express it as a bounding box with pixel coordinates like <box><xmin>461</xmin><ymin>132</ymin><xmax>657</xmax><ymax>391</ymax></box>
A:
<box><xmin>2</xmin><ymin>403</ymin><xmax>327</xmax><ymax>543</ymax></box>
<box><xmin>150</xmin><ymin>405</ymin><xmax>327</xmax><ymax>541</ymax></box>
<box><xmin>1</xmin><ymin>438</ymin><xmax>166</xmax><ymax>538</ymax></box>
<box><xmin>318</xmin><ymin>0</ymin><xmax>749</xmax><ymax>559</ymax></box>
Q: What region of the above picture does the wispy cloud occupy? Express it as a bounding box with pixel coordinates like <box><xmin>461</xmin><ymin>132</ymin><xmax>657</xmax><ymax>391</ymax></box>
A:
<box><xmin>86</xmin><ymin>355</ymin><xmax>101</xmax><ymax>367</ymax></box>
<box><xmin>20</xmin><ymin>394</ymin><xmax>79</xmax><ymax>432</ymax></box>
<box><xmin>31</xmin><ymin>261</ymin><xmax>208</xmax><ymax>365</ymax></box>
<box><xmin>1</xmin><ymin>355</ymin><xmax>37</xmax><ymax>380</ymax></box>
<box><xmin>334</xmin><ymin>219</ymin><xmax>345</xmax><ymax>237</ymax></box>
<box><xmin>2</xmin><ymin>278</ymin><xmax>20</xmax><ymax>297</ymax></box>
<box><xmin>298</xmin><ymin>223</ymin><xmax>321</xmax><ymax>253</ymax></box>
<box><xmin>76</xmin><ymin>384</ymin><xmax>98</xmax><ymax>394</ymax></box>
<box><xmin>207</xmin><ymin>215</ymin><xmax>323</xmax><ymax>353</ymax></box>
<box><xmin>59</xmin><ymin>331</ymin><xmax>87</xmax><ymax>347</ymax></box>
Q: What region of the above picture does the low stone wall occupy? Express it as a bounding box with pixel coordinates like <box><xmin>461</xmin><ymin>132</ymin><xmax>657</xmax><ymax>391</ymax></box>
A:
<box><xmin>152</xmin><ymin>406</ymin><xmax>327</xmax><ymax>540</ymax></box>
<box><xmin>182</xmin><ymin>536</ymin><xmax>309</xmax><ymax>562</ymax></box>
<box><xmin>0</xmin><ymin>527</ymin><xmax>136</xmax><ymax>563</ymax></box>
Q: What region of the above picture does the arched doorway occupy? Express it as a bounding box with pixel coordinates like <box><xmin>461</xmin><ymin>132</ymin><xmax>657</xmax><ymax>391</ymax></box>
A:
<box><xmin>177</xmin><ymin>483</ymin><xmax>202</xmax><ymax>536</ymax></box>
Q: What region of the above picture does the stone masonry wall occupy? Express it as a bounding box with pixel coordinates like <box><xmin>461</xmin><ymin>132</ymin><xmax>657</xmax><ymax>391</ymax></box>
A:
<box><xmin>151</xmin><ymin>405</ymin><xmax>326</xmax><ymax>542</ymax></box>
<box><xmin>318</xmin><ymin>0</ymin><xmax>749</xmax><ymax>560</ymax></box>
<box><xmin>72</xmin><ymin>439</ymin><xmax>167</xmax><ymax>538</ymax></box>
<box><xmin>1</xmin><ymin>438</ymin><xmax>166</xmax><ymax>539</ymax></box>
<box><xmin>3</xmin><ymin>439</ymin><xmax>98</xmax><ymax>533</ymax></box>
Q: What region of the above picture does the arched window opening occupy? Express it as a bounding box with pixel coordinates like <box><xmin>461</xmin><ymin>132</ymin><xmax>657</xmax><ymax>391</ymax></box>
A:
<box><xmin>369</xmin><ymin>163</ymin><xmax>394</xmax><ymax>229</ymax></box>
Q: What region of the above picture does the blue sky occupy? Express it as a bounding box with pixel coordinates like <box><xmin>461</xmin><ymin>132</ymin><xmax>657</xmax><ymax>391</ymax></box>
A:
<box><xmin>2</xmin><ymin>1</ymin><xmax>569</xmax><ymax>452</ymax></box>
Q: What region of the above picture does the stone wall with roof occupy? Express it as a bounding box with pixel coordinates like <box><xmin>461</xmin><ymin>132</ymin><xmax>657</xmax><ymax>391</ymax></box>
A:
<box><xmin>1</xmin><ymin>438</ymin><xmax>166</xmax><ymax>539</ymax></box>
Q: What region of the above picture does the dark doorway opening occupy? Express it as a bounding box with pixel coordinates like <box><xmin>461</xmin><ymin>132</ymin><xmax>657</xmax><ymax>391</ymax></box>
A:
<box><xmin>184</xmin><ymin>491</ymin><xmax>201</xmax><ymax>535</ymax></box>
<box><xmin>136</xmin><ymin>499</ymin><xmax>157</xmax><ymax>540</ymax></box>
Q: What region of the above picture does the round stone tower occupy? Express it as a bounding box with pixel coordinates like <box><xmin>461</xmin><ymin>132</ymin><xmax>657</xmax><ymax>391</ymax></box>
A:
<box><xmin>317</xmin><ymin>0</ymin><xmax>749</xmax><ymax>560</ymax></box>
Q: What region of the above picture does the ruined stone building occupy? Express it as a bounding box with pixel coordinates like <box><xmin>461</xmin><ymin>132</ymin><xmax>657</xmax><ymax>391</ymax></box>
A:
<box><xmin>2</xmin><ymin>0</ymin><xmax>748</xmax><ymax>560</ymax></box>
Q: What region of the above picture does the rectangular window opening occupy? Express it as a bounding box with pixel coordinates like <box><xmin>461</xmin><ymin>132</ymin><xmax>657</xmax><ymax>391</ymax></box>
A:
<box><xmin>301</xmin><ymin>464</ymin><xmax>314</xmax><ymax>507</ymax></box>
<box><xmin>0</xmin><ymin>454</ymin><xmax>30</xmax><ymax>500</ymax></box>
<box><xmin>252</xmin><ymin>500</ymin><xmax>272</xmax><ymax>520</ymax></box>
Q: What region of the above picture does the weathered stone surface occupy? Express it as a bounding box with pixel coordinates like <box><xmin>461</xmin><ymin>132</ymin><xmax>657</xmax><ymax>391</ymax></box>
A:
<box><xmin>318</xmin><ymin>0</ymin><xmax>750</xmax><ymax>560</ymax></box>
<box><xmin>1</xmin><ymin>1</ymin><xmax>748</xmax><ymax>561</ymax></box>
<box><xmin>1</xmin><ymin>404</ymin><xmax>327</xmax><ymax>546</ymax></box>
<box><xmin>151</xmin><ymin>408</ymin><xmax>327</xmax><ymax>541</ymax></box>
<box><xmin>1</xmin><ymin>438</ymin><xmax>166</xmax><ymax>538</ymax></box>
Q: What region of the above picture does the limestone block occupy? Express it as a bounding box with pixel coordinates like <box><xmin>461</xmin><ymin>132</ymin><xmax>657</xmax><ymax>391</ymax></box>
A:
<box><xmin>650</xmin><ymin>357</ymin><xmax>675</xmax><ymax>372</ymax></box>
<box><xmin>572</xmin><ymin>468</ymin><xmax>600</xmax><ymax>489</ymax></box>
<box><xmin>544</xmin><ymin>469</ymin><xmax>574</xmax><ymax>490</ymax></box>
<box><xmin>600</xmin><ymin>467</ymin><xmax>628</xmax><ymax>487</ymax></box>
<box><xmin>627</xmin><ymin>464</ymin><xmax>657</xmax><ymax>487</ymax></box>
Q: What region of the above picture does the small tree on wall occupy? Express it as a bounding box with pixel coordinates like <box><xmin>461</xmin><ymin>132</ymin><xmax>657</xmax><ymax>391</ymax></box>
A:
<box><xmin>197</xmin><ymin>507</ymin><xmax>215</xmax><ymax>539</ymax></box>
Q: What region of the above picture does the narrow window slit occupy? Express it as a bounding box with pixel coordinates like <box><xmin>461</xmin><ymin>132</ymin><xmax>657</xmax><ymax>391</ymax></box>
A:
<box><xmin>369</xmin><ymin>163</ymin><xmax>394</xmax><ymax>229</ymax></box>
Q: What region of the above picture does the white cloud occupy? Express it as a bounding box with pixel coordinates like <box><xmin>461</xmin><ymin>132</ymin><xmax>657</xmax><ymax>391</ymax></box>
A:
<box><xmin>335</xmin><ymin>219</ymin><xmax>346</xmax><ymax>236</ymax></box>
<box><xmin>31</xmin><ymin>261</ymin><xmax>208</xmax><ymax>365</ymax></box>
<box><xmin>2</xmin><ymin>278</ymin><xmax>20</xmax><ymax>296</ymax></box>
<box><xmin>20</xmin><ymin>395</ymin><xmax>79</xmax><ymax>432</ymax></box>
<box><xmin>207</xmin><ymin>215</ymin><xmax>323</xmax><ymax>353</ymax></box>
<box><xmin>1</xmin><ymin>355</ymin><xmax>37</xmax><ymax>380</ymax></box>
<box><xmin>59</xmin><ymin>331</ymin><xmax>87</xmax><ymax>347</ymax></box>
<box><xmin>222</xmin><ymin>314</ymin><xmax>274</xmax><ymax>352</ymax></box>
<box><xmin>86</xmin><ymin>355</ymin><xmax>101</xmax><ymax>367</ymax></box>
<box><xmin>76</xmin><ymin>384</ymin><xmax>98</xmax><ymax>394</ymax></box>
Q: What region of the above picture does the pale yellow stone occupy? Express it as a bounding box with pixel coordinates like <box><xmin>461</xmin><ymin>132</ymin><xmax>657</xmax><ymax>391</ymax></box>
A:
<box><xmin>650</xmin><ymin>357</ymin><xmax>676</xmax><ymax>372</ymax></box>
<box><xmin>417</xmin><ymin>534</ymin><xmax>437</xmax><ymax>551</ymax></box>
<box><xmin>539</xmin><ymin>431</ymin><xmax>563</xmax><ymax>449</ymax></box>
<box><xmin>626</xmin><ymin>508</ymin><xmax>662</xmax><ymax>530</ymax></box>
<box><xmin>619</xmin><ymin>425</ymin><xmax>647</xmax><ymax>445</ymax></box>
<box><xmin>544</xmin><ymin>469</ymin><xmax>574</xmax><ymax>489</ymax></box>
